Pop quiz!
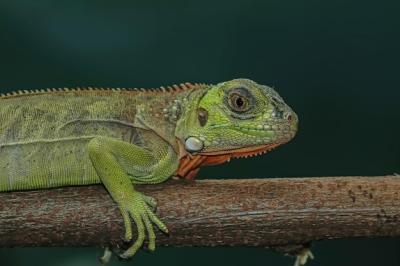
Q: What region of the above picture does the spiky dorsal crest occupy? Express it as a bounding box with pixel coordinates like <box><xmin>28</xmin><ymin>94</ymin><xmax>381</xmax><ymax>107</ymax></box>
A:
<box><xmin>0</xmin><ymin>82</ymin><xmax>210</xmax><ymax>99</ymax></box>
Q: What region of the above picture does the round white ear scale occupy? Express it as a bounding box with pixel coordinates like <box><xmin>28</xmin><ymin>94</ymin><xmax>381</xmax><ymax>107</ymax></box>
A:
<box><xmin>185</xmin><ymin>136</ymin><xmax>204</xmax><ymax>152</ymax></box>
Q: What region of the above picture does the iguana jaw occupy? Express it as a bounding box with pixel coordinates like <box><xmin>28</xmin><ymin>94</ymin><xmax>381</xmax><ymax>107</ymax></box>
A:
<box><xmin>198</xmin><ymin>142</ymin><xmax>283</xmax><ymax>158</ymax></box>
<box><xmin>176</xmin><ymin>140</ymin><xmax>288</xmax><ymax>180</ymax></box>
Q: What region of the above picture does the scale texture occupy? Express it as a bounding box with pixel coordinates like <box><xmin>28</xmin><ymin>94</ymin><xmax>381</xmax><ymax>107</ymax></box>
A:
<box><xmin>0</xmin><ymin>79</ymin><xmax>298</xmax><ymax>259</ymax></box>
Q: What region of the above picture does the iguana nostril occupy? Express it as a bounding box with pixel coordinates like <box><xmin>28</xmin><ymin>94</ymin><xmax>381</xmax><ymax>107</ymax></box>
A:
<box><xmin>274</xmin><ymin>110</ymin><xmax>284</xmax><ymax>119</ymax></box>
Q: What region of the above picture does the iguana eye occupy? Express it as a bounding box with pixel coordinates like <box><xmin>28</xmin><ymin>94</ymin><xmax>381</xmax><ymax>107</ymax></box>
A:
<box><xmin>228</xmin><ymin>88</ymin><xmax>253</xmax><ymax>113</ymax></box>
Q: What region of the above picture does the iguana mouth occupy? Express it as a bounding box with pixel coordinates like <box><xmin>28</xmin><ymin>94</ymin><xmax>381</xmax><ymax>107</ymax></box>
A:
<box><xmin>176</xmin><ymin>141</ymin><xmax>288</xmax><ymax>180</ymax></box>
<box><xmin>199</xmin><ymin>142</ymin><xmax>283</xmax><ymax>158</ymax></box>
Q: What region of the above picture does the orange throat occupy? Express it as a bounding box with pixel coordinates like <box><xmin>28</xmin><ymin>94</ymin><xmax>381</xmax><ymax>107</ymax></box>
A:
<box><xmin>175</xmin><ymin>142</ymin><xmax>283</xmax><ymax>180</ymax></box>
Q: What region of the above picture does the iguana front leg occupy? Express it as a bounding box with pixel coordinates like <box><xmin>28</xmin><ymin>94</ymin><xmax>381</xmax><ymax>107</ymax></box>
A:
<box><xmin>88</xmin><ymin>135</ymin><xmax>178</xmax><ymax>259</ymax></box>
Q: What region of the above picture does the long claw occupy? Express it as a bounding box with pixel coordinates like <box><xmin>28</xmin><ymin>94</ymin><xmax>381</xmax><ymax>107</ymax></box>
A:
<box><xmin>146</xmin><ymin>207</ymin><xmax>168</xmax><ymax>234</ymax></box>
<box><xmin>120</xmin><ymin>214</ymin><xmax>145</xmax><ymax>259</ymax></box>
<box><xmin>142</xmin><ymin>212</ymin><xmax>156</xmax><ymax>251</ymax></box>
<box><xmin>294</xmin><ymin>248</ymin><xmax>314</xmax><ymax>266</ymax></box>
<box><xmin>120</xmin><ymin>208</ymin><xmax>132</xmax><ymax>242</ymax></box>
<box><xmin>99</xmin><ymin>247</ymin><xmax>113</xmax><ymax>264</ymax></box>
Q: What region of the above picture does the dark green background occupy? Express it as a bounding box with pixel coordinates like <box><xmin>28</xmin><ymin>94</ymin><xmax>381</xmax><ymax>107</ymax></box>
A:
<box><xmin>0</xmin><ymin>0</ymin><xmax>399</xmax><ymax>265</ymax></box>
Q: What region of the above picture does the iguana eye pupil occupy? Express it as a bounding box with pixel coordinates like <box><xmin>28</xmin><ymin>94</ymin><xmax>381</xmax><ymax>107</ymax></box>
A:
<box><xmin>236</xmin><ymin>97</ymin><xmax>244</xmax><ymax>107</ymax></box>
<box><xmin>228</xmin><ymin>93</ymin><xmax>250</xmax><ymax>113</ymax></box>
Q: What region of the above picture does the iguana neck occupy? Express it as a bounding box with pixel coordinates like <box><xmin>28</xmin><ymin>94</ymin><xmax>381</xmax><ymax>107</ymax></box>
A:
<box><xmin>135</xmin><ymin>84</ymin><xmax>211</xmax><ymax>156</ymax></box>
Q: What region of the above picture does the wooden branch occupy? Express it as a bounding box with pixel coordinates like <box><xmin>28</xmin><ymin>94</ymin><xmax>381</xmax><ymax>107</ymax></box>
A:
<box><xmin>1</xmin><ymin>176</ymin><xmax>399</xmax><ymax>254</ymax></box>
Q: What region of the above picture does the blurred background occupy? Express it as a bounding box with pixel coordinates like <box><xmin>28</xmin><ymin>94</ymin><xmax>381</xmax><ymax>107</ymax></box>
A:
<box><xmin>0</xmin><ymin>0</ymin><xmax>399</xmax><ymax>265</ymax></box>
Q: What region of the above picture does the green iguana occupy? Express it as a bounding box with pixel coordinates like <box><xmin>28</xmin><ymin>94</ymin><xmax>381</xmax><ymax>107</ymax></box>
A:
<box><xmin>0</xmin><ymin>79</ymin><xmax>299</xmax><ymax>261</ymax></box>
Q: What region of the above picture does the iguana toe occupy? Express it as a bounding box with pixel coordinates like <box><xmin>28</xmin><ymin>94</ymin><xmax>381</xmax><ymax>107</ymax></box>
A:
<box><xmin>294</xmin><ymin>248</ymin><xmax>314</xmax><ymax>266</ymax></box>
<box><xmin>118</xmin><ymin>192</ymin><xmax>168</xmax><ymax>259</ymax></box>
<box><xmin>141</xmin><ymin>194</ymin><xmax>158</xmax><ymax>211</ymax></box>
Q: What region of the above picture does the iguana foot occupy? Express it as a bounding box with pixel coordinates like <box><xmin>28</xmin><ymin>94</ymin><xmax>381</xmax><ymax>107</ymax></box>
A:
<box><xmin>99</xmin><ymin>246</ymin><xmax>113</xmax><ymax>264</ymax></box>
<box><xmin>118</xmin><ymin>191</ymin><xmax>168</xmax><ymax>259</ymax></box>
<box><xmin>294</xmin><ymin>248</ymin><xmax>314</xmax><ymax>266</ymax></box>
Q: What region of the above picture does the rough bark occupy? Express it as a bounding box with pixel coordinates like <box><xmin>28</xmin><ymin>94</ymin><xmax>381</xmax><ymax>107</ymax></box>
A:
<box><xmin>0</xmin><ymin>176</ymin><xmax>399</xmax><ymax>253</ymax></box>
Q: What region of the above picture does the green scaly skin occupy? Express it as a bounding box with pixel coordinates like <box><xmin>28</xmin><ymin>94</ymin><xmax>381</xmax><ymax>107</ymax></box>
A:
<box><xmin>0</xmin><ymin>79</ymin><xmax>298</xmax><ymax>260</ymax></box>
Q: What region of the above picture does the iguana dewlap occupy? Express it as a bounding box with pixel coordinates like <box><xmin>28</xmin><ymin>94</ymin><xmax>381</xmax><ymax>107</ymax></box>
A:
<box><xmin>0</xmin><ymin>79</ymin><xmax>298</xmax><ymax>260</ymax></box>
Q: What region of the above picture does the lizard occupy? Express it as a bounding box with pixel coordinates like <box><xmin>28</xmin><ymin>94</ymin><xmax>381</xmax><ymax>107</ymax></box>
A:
<box><xmin>0</xmin><ymin>78</ymin><xmax>300</xmax><ymax>262</ymax></box>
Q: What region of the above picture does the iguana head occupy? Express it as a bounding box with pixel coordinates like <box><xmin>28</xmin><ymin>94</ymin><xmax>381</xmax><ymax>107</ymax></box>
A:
<box><xmin>176</xmin><ymin>78</ymin><xmax>298</xmax><ymax>158</ymax></box>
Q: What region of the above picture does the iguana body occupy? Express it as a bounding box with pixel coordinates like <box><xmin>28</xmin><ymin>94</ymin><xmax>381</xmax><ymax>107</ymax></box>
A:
<box><xmin>0</xmin><ymin>79</ymin><xmax>298</xmax><ymax>259</ymax></box>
